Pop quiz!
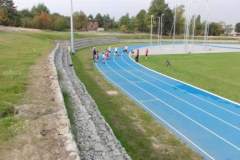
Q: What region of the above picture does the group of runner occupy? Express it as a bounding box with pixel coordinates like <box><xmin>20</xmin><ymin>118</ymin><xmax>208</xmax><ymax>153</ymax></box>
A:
<box><xmin>92</xmin><ymin>46</ymin><xmax>149</xmax><ymax>64</ymax></box>
<box><xmin>133</xmin><ymin>48</ymin><xmax>149</xmax><ymax>62</ymax></box>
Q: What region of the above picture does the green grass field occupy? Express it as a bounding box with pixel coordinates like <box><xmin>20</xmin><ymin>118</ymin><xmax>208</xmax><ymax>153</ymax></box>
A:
<box><xmin>0</xmin><ymin>31</ymin><xmax>59</xmax><ymax>142</ymax></box>
<box><xmin>1</xmin><ymin>29</ymin><xmax>239</xmax><ymax>159</ymax></box>
<box><xmin>140</xmin><ymin>53</ymin><xmax>240</xmax><ymax>103</ymax></box>
<box><xmin>0</xmin><ymin>30</ymin><xmax>166</xmax><ymax>144</ymax></box>
<box><xmin>72</xmin><ymin>45</ymin><xmax>201</xmax><ymax>160</ymax></box>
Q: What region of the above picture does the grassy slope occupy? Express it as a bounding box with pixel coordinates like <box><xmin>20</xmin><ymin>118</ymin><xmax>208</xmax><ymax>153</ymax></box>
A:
<box><xmin>0</xmin><ymin>31</ymin><xmax>58</xmax><ymax>142</ymax></box>
<box><xmin>72</xmin><ymin>45</ymin><xmax>201</xmax><ymax>160</ymax></box>
<box><xmin>140</xmin><ymin>53</ymin><xmax>240</xmax><ymax>103</ymax></box>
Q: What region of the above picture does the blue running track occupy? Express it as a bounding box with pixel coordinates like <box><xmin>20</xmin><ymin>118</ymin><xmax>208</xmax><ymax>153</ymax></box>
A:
<box><xmin>96</xmin><ymin>45</ymin><xmax>240</xmax><ymax>160</ymax></box>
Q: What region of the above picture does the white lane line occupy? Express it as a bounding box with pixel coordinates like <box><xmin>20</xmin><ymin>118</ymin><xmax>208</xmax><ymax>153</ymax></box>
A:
<box><xmin>119</xmin><ymin>56</ymin><xmax>240</xmax><ymax>132</ymax></box>
<box><xmin>125</xmin><ymin>54</ymin><xmax>240</xmax><ymax>118</ymax></box>
<box><xmin>108</xmin><ymin>58</ymin><xmax>240</xmax><ymax>152</ymax></box>
<box><xmin>139</xmin><ymin>99</ymin><xmax>159</xmax><ymax>103</ymax></box>
<box><xmin>96</xmin><ymin>63</ymin><xmax>215</xmax><ymax>160</ymax></box>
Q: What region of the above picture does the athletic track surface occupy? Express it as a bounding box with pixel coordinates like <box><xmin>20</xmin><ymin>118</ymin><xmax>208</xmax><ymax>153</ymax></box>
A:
<box><xmin>96</xmin><ymin>45</ymin><xmax>240</xmax><ymax>160</ymax></box>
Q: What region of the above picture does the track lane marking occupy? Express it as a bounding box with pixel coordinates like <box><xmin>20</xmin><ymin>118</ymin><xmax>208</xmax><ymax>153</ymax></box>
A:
<box><xmin>118</xmin><ymin>55</ymin><xmax>240</xmax><ymax>132</ymax></box>
<box><xmin>96</xmin><ymin>63</ymin><xmax>215</xmax><ymax>160</ymax></box>
<box><xmin>105</xmin><ymin>56</ymin><xmax>240</xmax><ymax>152</ymax></box>
<box><xmin>124</xmin><ymin>52</ymin><xmax>240</xmax><ymax>118</ymax></box>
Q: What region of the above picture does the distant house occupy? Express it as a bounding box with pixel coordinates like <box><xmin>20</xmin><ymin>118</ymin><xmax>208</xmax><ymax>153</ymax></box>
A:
<box><xmin>87</xmin><ymin>21</ymin><xmax>99</xmax><ymax>31</ymax></box>
<box><xmin>97</xmin><ymin>28</ymin><xmax>105</xmax><ymax>32</ymax></box>
<box><xmin>230</xmin><ymin>31</ymin><xmax>240</xmax><ymax>37</ymax></box>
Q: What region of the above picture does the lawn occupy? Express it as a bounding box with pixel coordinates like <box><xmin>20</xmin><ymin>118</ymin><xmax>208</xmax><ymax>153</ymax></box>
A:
<box><xmin>72</xmin><ymin>45</ymin><xmax>201</xmax><ymax>160</ymax></box>
<box><xmin>0</xmin><ymin>31</ymin><xmax>59</xmax><ymax>142</ymax></box>
<box><xmin>140</xmin><ymin>53</ymin><xmax>240</xmax><ymax>103</ymax></box>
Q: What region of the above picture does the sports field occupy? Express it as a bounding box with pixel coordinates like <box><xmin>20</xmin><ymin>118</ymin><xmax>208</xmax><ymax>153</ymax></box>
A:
<box><xmin>140</xmin><ymin>52</ymin><xmax>240</xmax><ymax>103</ymax></box>
<box><xmin>72</xmin><ymin>44</ymin><xmax>202</xmax><ymax>160</ymax></box>
<box><xmin>96</xmin><ymin>45</ymin><xmax>240</xmax><ymax>160</ymax></box>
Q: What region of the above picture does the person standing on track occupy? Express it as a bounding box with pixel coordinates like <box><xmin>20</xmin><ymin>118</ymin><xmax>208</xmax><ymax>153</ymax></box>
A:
<box><xmin>114</xmin><ymin>47</ymin><xmax>118</xmax><ymax>56</ymax></box>
<box><xmin>135</xmin><ymin>48</ymin><xmax>140</xmax><ymax>62</ymax></box>
<box><xmin>124</xmin><ymin>46</ymin><xmax>128</xmax><ymax>54</ymax></box>
<box><xmin>93</xmin><ymin>47</ymin><xmax>97</xmax><ymax>62</ymax></box>
<box><xmin>145</xmin><ymin>48</ymin><xmax>149</xmax><ymax>59</ymax></box>
<box><xmin>102</xmin><ymin>52</ymin><xmax>106</xmax><ymax>64</ymax></box>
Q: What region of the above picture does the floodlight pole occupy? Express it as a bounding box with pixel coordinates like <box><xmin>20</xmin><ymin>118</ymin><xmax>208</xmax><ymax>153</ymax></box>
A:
<box><xmin>173</xmin><ymin>0</ymin><xmax>177</xmax><ymax>46</ymax></box>
<box><xmin>160</xmin><ymin>14</ymin><xmax>164</xmax><ymax>46</ymax></box>
<box><xmin>204</xmin><ymin>0</ymin><xmax>209</xmax><ymax>47</ymax></box>
<box><xmin>192</xmin><ymin>15</ymin><xmax>196</xmax><ymax>43</ymax></box>
<box><xmin>158</xmin><ymin>17</ymin><xmax>161</xmax><ymax>45</ymax></box>
<box><xmin>150</xmin><ymin>15</ymin><xmax>154</xmax><ymax>46</ymax></box>
<box><xmin>70</xmin><ymin>0</ymin><xmax>75</xmax><ymax>54</ymax></box>
<box><xmin>184</xmin><ymin>0</ymin><xmax>190</xmax><ymax>52</ymax></box>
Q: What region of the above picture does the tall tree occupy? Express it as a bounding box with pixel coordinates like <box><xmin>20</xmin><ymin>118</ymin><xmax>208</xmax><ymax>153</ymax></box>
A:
<box><xmin>95</xmin><ymin>13</ymin><xmax>103</xmax><ymax>27</ymax></box>
<box><xmin>18</xmin><ymin>9</ymin><xmax>33</xmax><ymax>27</ymax></box>
<box><xmin>136</xmin><ymin>9</ymin><xmax>148</xmax><ymax>32</ymax></box>
<box><xmin>235</xmin><ymin>23</ymin><xmax>240</xmax><ymax>33</ymax></box>
<box><xmin>162</xmin><ymin>7</ymin><xmax>173</xmax><ymax>35</ymax></box>
<box><xmin>31</xmin><ymin>3</ymin><xmax>49</xmax><ymax>15</ymax></box>
<box><xmin>148</xmin><ymin>0</ymin><xmax>173</xmax><ymax>35</ymax></box>
<box><xmin>51</xmin><ymin>13</ymin><xmax>68</xmax><ymax>31</ymax></box>
<box><xmin>32</xmin><ymin>11</ymin><xmax>51</xmax><ymax>29</ymax></box>
<box><xmin>195</xmin><ymin>15</ymin><xmax>203</xmax><ymax>35</ymax></box>
<box><xmin>175</xmin><ymin>5</ymin><xmax>185</xmax><ymax>35</ymax></box>
<box><xmin>73</xmin><ymin>11</ymin><xmax>88</xmax><ymax>31</ymax></box>
<box><xmin>119</xmin><ymin>13</ymin><xmax>131</xmax><ymax>32</ymax></box>
<box><xmin>0</xmin><ymin>0</ymin><xmax>18</xmax><ymax>25</ymax></box>
<box><xmin>148</xmin><ymin>0</ymin><xmax>167</xmax><ymax>16</ymax></box>
<box><xmin>208</xmin><ymin>22</ymin><xmax>224</xmax><ymax>36</ymax></box>
<box><xmin>0</xmin><ymin>7</ymin><xmax>8</xmax><ymax>25</ymax></box>
<box><xmin>102</xmin><ymin>14</ymin><xmax>115</xmax><ymax>30</ymax></box>
<box><xmin>88</xmin><ymin>14</ymin><xmax>94</xmax><ymax>21</ymax></box>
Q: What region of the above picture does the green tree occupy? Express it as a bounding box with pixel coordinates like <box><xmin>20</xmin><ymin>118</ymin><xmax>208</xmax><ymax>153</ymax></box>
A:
<box><xmin>32</xmin><ymin>11</ymin><xmax>51</xmax><ymax>29</ymax></box>
<box><xmin>148</xmin><ymin>0</ymin><xmax>173</xmax><ymax>35</ymax></box>
<box><xmin>31</xmin><ymin>3</ymin><xmax>50</xmax><ymax>29</ymax></box>
<box><xmin>0</xmin><ymin>0</ymin><xmax>18</xmax><ymax>26</ymax></box>
<box><xmin>31</xmin><ymin>3</ymin><xmax>49</xmax><ymax>15</ymax></box>
<box><xmin>51</xmin><ymin>13</ymin><xmax>68</xmax><ymax>31</ymax></box>
<box><xmin>95</xmin><ymin>13</ymin><xmax>103</xmax><ymax>27</ymax></box>
<box><xmin>208</xmin><ymin>22</ymin><xmax>224</xmax><ymax>36</ymax></box>
<box><xmin>195</xmin><ymin>15</ymin><xmax>203</xmax><ymax>35</ymax></box>
<box><xmin>119</xmin><ymin>13</ymin><xmax>134</xmax><ymax>32</ymax></box>
<box><xmin>136</xmin><ymin>9</ymin><xmax>148</xmax><ymax>32</ymax></box>
<box><xmin>148</xmin><ymin>0</ymin><xmax>167</xmax><ymax>16</ymax></box>
<box><xmin>235</xmin><ymin>23</ymin><xmax>240</xmax><ymax>33</ymax></box>
<box><xmin>175</xmin><ymin>5</ymin><xmax>185</xmax><ymax>35</ymax></box>
<box><xmin>102</xmin><ymin>14</ymin><xmax>115</xmax><ymax>30</ymax></box>
<box><xmin>0</xmin><ymin>7</ymin><xmax>8</xmax><ymax>25</ymax></box>
<box><xmin>18</xmin><ymin>9</ymin><xmax>33</xmax><ymax>27</ymax></box>
<box><xmin>88</xmin><ymin>14</ymin><xmax>94</xmax><ymax>21</ymax></box>
<box><xmin>162</xmin><ymin>8</ymin><xmax>173</xmax><ymax>35</ymax></box>
<box><xmin>73</xmin><ymin>11</ymin><xmax>88</xmax><ymax>31</ymax></box>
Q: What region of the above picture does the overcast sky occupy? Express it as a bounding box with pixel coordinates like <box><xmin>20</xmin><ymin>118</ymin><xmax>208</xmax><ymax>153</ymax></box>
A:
<box><xmin>13</xmin><ymin>0</ymin><xmax>240</xmax><ymax>25</ymax></box>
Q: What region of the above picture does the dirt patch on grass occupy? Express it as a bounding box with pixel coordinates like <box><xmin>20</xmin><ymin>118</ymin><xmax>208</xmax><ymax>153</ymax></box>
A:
<box><xmin>0</xmin><ymin>45</ymin><xmax>79</xmax><ymax>160</ymax></box>
<box><xmin>106</xmin><ymin>90</ymin><xmax>119</xmax><ymax>96</ymax></box>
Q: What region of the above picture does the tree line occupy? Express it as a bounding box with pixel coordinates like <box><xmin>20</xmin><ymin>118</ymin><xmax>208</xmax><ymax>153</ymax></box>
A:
<box><xmin>0</xmin><ymin>0</ymin><xmax>240</xmax><ymax>35</ymax></box>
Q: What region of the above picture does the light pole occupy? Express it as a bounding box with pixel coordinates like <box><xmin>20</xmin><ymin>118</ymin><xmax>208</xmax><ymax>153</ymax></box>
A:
<box><xmin>204</xmin><ymin>0</ymin><xmax>209</xmax><ymax>47</ymax></box>
<box><xmin>191</xmin><ymin>15</ymin><xmax>196</xmax><ymax>43</ymax></box>
<box><xmin>160</xmin><ymin>14</ymin><xmax>164</xmax><ymax>46</ymax></box>
<box><xmin>184</xmin><ymin>0</ymin><xmax>191</xmax><ymax>52</ymax></box>
<box><xmin>70</xmin><ymin>0</ymin><xmax>75</xmax><ymax>54</ymax></box>
<box><xmin>173</xmin><ymin>0</ymin><xmax>177</xmax><ymax>46</ymax></box>
<box><xmin>158</xmin><ymin>17</ymin><xmax>161</xmax><ymax>45</ymax></box>
<box><xmin>150</xmin><ymin>15</ymin><xmax>154</xmax><ymax>46</ymax></box>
